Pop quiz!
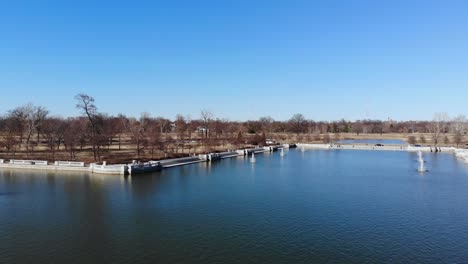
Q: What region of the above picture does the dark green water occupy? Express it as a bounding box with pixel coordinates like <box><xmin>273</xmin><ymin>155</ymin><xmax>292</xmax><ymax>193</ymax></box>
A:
<box><xmin>1</xmin><ymin>150</ymin><xmax>468</xmax><ymax>263</ymax></box>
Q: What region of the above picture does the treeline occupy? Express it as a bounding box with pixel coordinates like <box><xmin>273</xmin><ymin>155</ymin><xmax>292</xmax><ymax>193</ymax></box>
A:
<box><xmin>0</xmin><ymin>94</ymin><xmax>466</xmax><ymax>162</ymax></box>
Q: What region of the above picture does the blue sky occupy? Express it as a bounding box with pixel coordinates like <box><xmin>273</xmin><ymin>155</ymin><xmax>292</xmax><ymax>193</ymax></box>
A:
<box><xmin>0</xmin><ymin>0</ymin><xmax>467</xmax><ymax>121</ymax></box>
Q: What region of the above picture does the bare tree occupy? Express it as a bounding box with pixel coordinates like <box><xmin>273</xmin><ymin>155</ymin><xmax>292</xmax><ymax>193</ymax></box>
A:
<box><xmin>322</xmin><ymin>134</ymin><xmax>331</xmax><ymax>144</ymax></box>
<box><xmin>408</xmin><ymin>135</ymin><xmax>416</xmax><ymax>145</ymax></box>
<box><xmin>200</xmin><ymin>110</ymin><xmax>213</xmax><ymax>152</ymax></box>
<box><xmin>63</xmin><ymin>118</ymin><xmax>86</xmax><ymax>160</ymax></box>
<box><xmin>185</xmin><ymin>115</ymin><xmax>194</xmax><ymax>140</ymax></box>
<box><xmin>0</xmin><ymin>116</ymin><xmax>19</xmax><ymax>156</ymax></box>
<box><xmin>443</xmin><ymin>136</ymin><xmax>450</xmax><ymax>145</ymax></box>
<box><xmin>8</xmin><ymin>104</ymin><xmax>48</xmax><ymax>155</ymax></box>
<box><xmin>75</xmin><ymin>94</ymin><xmax>100</xmax><ymax>160</ymax></box>
<box><xmin>124</xmin><ymin>113</ymin><xmax>149</xmax><ymax>159</ymax></box>
<box><xmin>27</xmin><ymin>105</ymin><xmax>48</xmax><ymax>154</ymax></box>
<box><xmin>154</xmin><ymin>117</ymin><xmax>171</xmax><ymax>134</ymax></box>
<box><xmin>313</xmin><ymin>132</ymin><xmax>321</xmax><ymax>142</ymax></box>
<box><xmin>451</xmin><ymin>115</ymin><xmax>466</xmax><ymax>147</ymax></box>
<box><xmin>288</xmin><ymin>113</ymin><xmax>307</xmax><ymax>134</ymax></box>
<box><xmin>41</xmin><ymin>118</ymin><xmax>66</xmax><ymax>160</ymax></box>
<box><xmin>234</xmin><ymin>131</ymin><xmax>244</xmax><ymax>148</ymax></box>
<box><xmin>259</xmin><ymin>116</ymin><xmax>274</xmax><ymax>134</ymax></box>
<box><xmin>352</xmin><ymin>121</ymin><xmax>363</xmax><ymax>135</ymax></box>
<box><xmin>200</xmin><ymin>109</ymin><xmax>213</xmax><ymax>138</ymax></box>
<box><xmin>146</xmin><ymin>121</ymin><xmax>163</xmax><ymax>159</ymax></box>
<box><xmin>427</xmin><ymin>112</ymin><xmax>449</xmax><ymax>147</ymax></box>
<box><xmin>333</xmin><ymin>132</ymin><xmax>341</xmax><ymax>143</ymax></box>
<box><xmin>420</xmin><ymin>135</ymin><xmax>427</xmax><ymax>144</ymax></box>
<box><xmin>7</xmin><ymin>107</ymin><xmax>28</xmax><ymax>146</ymax></box>
<box><xmin>175</xmin><ymin>114</ymin><xmax>187</xmax><ymax>140</ymax></box>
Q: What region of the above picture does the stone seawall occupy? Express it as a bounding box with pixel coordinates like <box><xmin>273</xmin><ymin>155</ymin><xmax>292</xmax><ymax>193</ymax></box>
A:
<box><xmin>0</xmin><ymin>145</ymin><xmax>297</xmax><ymax>176</ymax></box>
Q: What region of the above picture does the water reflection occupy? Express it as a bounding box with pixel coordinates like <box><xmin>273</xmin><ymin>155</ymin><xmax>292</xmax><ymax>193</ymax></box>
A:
<box><xmin>1</xmin><ymin>150</ymin><xmax>468</xmax><ymax>263</ymax></box>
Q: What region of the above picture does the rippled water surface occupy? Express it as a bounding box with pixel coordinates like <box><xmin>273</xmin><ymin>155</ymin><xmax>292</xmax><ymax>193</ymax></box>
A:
<box><xmin>1</xmin><ymin>150</ymin><xmax>468</xmax><ymax>263</ymax></box>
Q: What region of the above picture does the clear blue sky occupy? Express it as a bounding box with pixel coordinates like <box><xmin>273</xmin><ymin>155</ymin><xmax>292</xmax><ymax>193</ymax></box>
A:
<box><xmin>0</xmin><ymin>0</ymin><xmax>467</xmax><ymax>121</ymax></box>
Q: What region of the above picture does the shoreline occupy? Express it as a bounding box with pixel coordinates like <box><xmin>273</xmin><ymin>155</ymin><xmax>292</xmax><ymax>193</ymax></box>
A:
<box><xmin>1</xmin><ymin>143</ymin><xmax>467</xmax><ymax>176</ymax></box>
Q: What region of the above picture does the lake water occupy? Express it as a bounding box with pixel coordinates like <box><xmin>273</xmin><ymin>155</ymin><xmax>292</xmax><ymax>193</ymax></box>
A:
<box><xmin>338</xmin><ymin>139</ymin><xmax>407</xmax><ymax>145</ymax></box>
<box><xmin>1</xmin><ymin>150</ymin><xmax>468</xmax><ymax>263</ymax></box>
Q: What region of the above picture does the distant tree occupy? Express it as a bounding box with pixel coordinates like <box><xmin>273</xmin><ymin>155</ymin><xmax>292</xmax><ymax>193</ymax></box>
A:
<box><xmin>174</xmin><ymin>115</ymin><xmax>187</xmax><ymax>152</ymax></box>
<box><xmin>114</xmin><ymin>114</ymin><xmax>127</xmax><ymax>150</ymax></box>
<box><xmin>408</xmin><ymin>135</ymin><xmax>416</xmax><ymax>145</ymax></box>
<box><xmin>420</xmin><ymin>135</ymin><xmax>427</xmax><ymax>144</ymax></box>
<box><xmin>235</xmin><ymin>131</ymin><xmax>244</xmax><ymax>148</ymax></box>
<box><xmin>451</xmin><ymin>115</ymin><xmax>466</xmax><ymax>147</ymax></box>
<box><xmin>8</xmin><ymin>104</ymin><xmax>48</xmax><ymax>156</ymax></box>
<box><xmin>175</xmin><ymin>115</ymin><xmax>187</xmax><ymax>138</ymax></box>
<box><xmin>246</xmin><ymin>121</ymin><xmax>261</xmax><ymax>134</ymax></box>
<box><xmin>154</xmin><ymin>117</ymin><xmax>172</xmax><ymax>134</ymax></box>
<box><xmin>259</xmin><ymin>116</ymin><xmax>274</xmax><ymax>133</ymax></box>
<box><xmin>333</xmin><ymin>133</ymin><xmax>341</xmax><ymax>143</ymax></box>
<box><xmin>63</xmin><ymin>118</ymin><xmax>86</xmax><ymax>160</ymax></box>
<box><xmin>331</xmin><ymin>122</ymin><xmax>339</xmax><ymax>133</ymax></box>
<box><xmin>427</xmin><ymin>112</ymin><xmax>449</xmax><ymax>147</ymax></box>
<box><xmin>185</xmin><ymin>115</ymin><xmax>194</xmax><ymax>140</ymax></box>
<box><xmin>453</xmin><ymin>132</ymin><xmax>463</xmax><ymax>147</ymax></box>
<box><xmin>200</xmin><ymin>110</ymin><xmax>213</xmax><ymax>152</ymax></box>
<box><xmin>296</xmin><ymin>134</ymin><xmax>304</xmax><ymax>143</ymax></box>
<box><xmin>124</xmin><ymin>113</ymin><xmax>149</xmax><ymax>159</ymax></box>
<box><xmin>212</xmin><ymin>118</ymin><xmax>225</xmax><ymax>139</ymax></box>
<box><xmin>146</xmin><ymin>121</ymin><xmax>163</xmax><ymax>159</ymax></box>
<box><xmin>322</xmin><ymin>134</ymin><xmax>331</xmax><ymax>144</ymax></box>
<box><xmin>443</xmin><ymin>136</ymin><xmax>450</xmax><ymax>145</ymax></box>
<box><xmin>288</xmin><ymin>114</ymin><xmax>307</xmax><ymax>134</ymax></box>
<box><xmin>7</xmin><ymin>107</ymin><xmax>27</xmax><ymax>146</ymax></box>
<box><xmin>339</xmin><ymin>119</ymin><xmax>351</xmax><ymax>133</ymax></box>
<box><xmin>0</xmin><ymin>116</ymin><xmax>19</xmax><ymax>156</ymax></box>
<box><xmin>200</xmin><ymin>109</ymin><xmax>213</xmax><ymax>138</ymax></box>
<box><xmin>352</xmin><ymin>121</ymin><xmax>363</xmax><ymax>135</ymax></box>
<box><xmin>313</xmin><ymin>133</ymin><xmax>321</xmax><ymax>142</ymax></box>
<box><xmin>41</xmin><ymin>118</ymin><xmax>66</xmax><ymax>160</ymax></box>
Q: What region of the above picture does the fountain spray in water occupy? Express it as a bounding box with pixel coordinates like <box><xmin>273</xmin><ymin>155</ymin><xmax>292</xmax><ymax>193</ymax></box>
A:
<box><xmin>250</xmin><ymin>152</ymin><xmax>256</xmax><ymax>163</ymax></box>
<box><xmin>418</xmin><ymin>150</ymin><xmax>426</xmax><ymax>172</ymax></box>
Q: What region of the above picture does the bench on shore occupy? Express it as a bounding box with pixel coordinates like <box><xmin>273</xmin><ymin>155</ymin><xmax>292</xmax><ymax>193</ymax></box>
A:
<box><xmin>9</xmin><ymin>159</ymin><xmax>48</xmax><ymax>165</ymax></box>
<box><xmin>54</xmin><ymin>161</ymin><xmax>85</xmax><ymax>167</ymax></box>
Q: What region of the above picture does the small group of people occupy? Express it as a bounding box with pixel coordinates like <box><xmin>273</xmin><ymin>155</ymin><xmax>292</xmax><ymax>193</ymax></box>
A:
<box><xmin>430</xmin><ymin>147</ymin><xmax>442</xmax><ymax>152</ymax></box>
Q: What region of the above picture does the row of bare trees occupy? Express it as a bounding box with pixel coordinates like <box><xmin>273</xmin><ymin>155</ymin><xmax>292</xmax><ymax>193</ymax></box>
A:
<box><xmin>0</xmin><ymin>94</ymin><xmax>466</xmax><ymax>161</ymax></box>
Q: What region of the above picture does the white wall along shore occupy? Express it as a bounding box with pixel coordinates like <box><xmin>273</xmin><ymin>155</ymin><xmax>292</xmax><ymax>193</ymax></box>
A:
<box><xmin>0</xmin><ymin>144</ymin><xmax>295</xmax><ymax>176</ymax></box>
